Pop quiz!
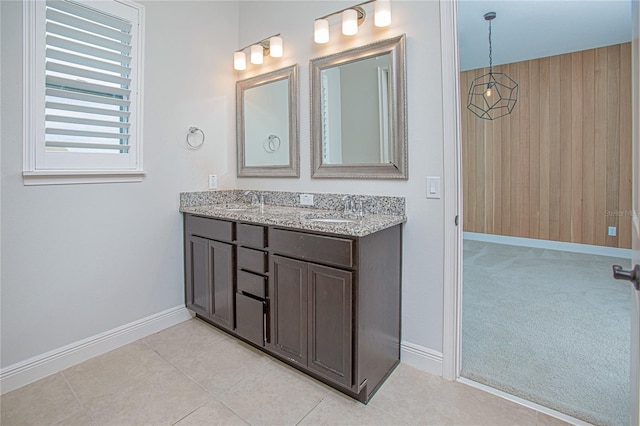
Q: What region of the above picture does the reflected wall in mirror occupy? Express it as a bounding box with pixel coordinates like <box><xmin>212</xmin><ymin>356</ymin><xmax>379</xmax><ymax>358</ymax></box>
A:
<box><xmin>237</xmin><ymin>65</ymin><xmax>299</xmax><ymax>177</ymax></box>
<box><xmin>311</xmin><ymin>34</ymin><xmax>407</xmax><ymax>179</ymax></box>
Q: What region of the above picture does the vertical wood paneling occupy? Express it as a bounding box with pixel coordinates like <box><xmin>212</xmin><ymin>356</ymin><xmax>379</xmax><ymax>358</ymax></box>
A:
<box><xmin>605</xmin><ymin>45</ymin><xmax>621</xmax><ymax>248</ymax></box>
<box><xmin>539</xmin><ymin>57</ymin><xmax>551</xmax><ymax>240</ymax></box>
<box><xmin>571</xmin><ymin>51</ymin><xmax>584</xmax><ymax>243</ymax></box>
<box><xmin>594</xmin><ymin>47</ymin><xmax>608</xmax><ymax>247</ymax></box>
<box><xmin>461</xmin><ymin>43</ymin><xmax>632</xmax><ymax>248</ymax></box>
<box><xmin>529</xmin><ymin>60</ymin><xmax>541</xmax><ymax>239</ymax></box>
<box><xmin>582</xmin><ymin>49</ymin><xmax>596</xmax><ymax>245</ymax></box>
<box><xmin>619</xmin><ymin>44</ymin><xmax>632</xmax><ymax>248</ymax></box>
<box><xmin>559</xmin><ymin>54</ymin><xmax>573</xmax><ymax>242</ymax></box>
<box><xmin>548</xmin><ymin>56</ymin><xmax>562</xmax><ymax>241</ymax></box>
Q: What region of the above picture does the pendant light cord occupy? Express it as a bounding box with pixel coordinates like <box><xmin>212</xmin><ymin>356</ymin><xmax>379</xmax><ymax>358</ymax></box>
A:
<box><xmin>488</xmin><ymin>19</ymin><xmax>493</xmax><ymax>74</ymax></box>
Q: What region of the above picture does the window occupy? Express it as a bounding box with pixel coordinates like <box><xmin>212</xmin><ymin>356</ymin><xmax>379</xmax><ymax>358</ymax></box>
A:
<box><xmin>24</xmin><ymin>0</ymin><xmax>145</xmax><ymax>185</ymax></box>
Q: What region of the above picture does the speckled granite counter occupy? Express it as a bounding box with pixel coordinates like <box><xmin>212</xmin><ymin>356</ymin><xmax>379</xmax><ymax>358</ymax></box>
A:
<box><xmin>179</xmin><ymin>190</ymin><xmax>406</xmax><ymax>238</ymax></box>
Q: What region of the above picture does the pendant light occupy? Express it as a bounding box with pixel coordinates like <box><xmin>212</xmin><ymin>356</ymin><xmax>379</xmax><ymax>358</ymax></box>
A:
<box><xmin>467</xmin><ymin>12</ymin><xmax>518</xmax><ymax>120</ymax></box>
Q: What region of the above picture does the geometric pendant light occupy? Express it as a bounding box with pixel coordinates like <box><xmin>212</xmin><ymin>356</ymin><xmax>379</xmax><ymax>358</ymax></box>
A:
<box><xmin>467</xmin><ymin>12</ymin><xmax>518</xmax><ymax>120</ymax></box>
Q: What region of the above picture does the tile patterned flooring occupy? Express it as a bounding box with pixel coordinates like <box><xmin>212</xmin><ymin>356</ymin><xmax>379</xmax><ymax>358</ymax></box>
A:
<box><xmin>1</xmin><ymin>318</ymin><xmax>569</xmax><ymax>426</ymax></box>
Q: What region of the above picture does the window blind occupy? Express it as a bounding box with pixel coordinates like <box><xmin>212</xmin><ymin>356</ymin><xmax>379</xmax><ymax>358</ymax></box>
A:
<box><xmin>45</xmin><ymin>0</ymin><xmax>132</xmax><ymax>154</ymax></box>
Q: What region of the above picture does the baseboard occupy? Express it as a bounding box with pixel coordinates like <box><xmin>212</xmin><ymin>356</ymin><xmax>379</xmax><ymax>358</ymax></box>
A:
<box><xmin>464</xmin><ymin>232</ymin><xmax>631</xmax><ymax>259</ymax></box>
<box><xmin>0</xmin><ymin>305</ymin><xmax>192</xmax><ymax>394</ymax></box>
<box><xmin>401</xmin><ymin>341</ymin><xmax>443</xmax><ymax>377</ymax></box>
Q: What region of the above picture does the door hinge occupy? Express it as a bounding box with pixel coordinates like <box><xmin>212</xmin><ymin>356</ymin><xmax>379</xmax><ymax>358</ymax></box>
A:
<box><xmin>455</xmin><ymin>215</ymin><xmax>459</xmax><ymax>226</ymax></box>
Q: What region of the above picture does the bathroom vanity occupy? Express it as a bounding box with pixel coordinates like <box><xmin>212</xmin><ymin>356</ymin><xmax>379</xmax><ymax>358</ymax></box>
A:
<box><xmin>181</xmin><ymin>190</ymin><xmax>405</xmax><ymax>403</ymax></box>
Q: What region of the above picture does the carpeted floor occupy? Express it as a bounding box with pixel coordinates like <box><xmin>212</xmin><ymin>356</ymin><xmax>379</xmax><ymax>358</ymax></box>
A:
<box><xmin>462</xmin><ymin>239</ymin><xmax>631</xmax><ymax>426</ymax></box>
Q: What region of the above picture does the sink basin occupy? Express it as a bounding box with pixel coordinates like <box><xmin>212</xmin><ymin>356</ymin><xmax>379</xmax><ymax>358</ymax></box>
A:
<box><xmin>216</xmin><ymin>204</ymin><xmax>254</xmax><ymax>211</ymax></box>
<box><xmin>307</xmin><ymin>217</ymin><xmax>357</xmax><ymax>224</ymax></box>
<box><xmin>302</xmin><ymin>212</ymin><xmax>358</xmax><ymax>224</ymax></box>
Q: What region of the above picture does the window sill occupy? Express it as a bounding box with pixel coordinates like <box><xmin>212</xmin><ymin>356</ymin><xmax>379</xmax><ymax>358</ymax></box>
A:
<box><xmin>23</xmin><ymin>170</ymin><xmax>146</xmax><ymax>186</ymax></box>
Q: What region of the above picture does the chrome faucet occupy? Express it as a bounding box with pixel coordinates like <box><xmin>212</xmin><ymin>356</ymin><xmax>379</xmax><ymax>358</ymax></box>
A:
<box><xmin>343</xmin><ymin>195</ymin><xmax>353</xmax><ymax>215</ymax></box>
<box><xmin>244</xmin><ymin>191</ymin><xmax>260</xmax><ymax>206</ymax></box>
<box><xmin>343</xmin><ymin>196</ymin><xmax>365</xmax><ymax>218</ymax></box>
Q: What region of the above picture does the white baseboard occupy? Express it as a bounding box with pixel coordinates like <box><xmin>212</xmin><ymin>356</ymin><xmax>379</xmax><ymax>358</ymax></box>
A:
<box><xmin>464</xmin><ymin>232</ymin><xmax>632</xmax><ymax>259</ymax></box>
<box><xmin>0</xmin><ymin>305</ymin><xmax>192</xmax><ymax>394</ymax></box>
<box><xmin>401</xmin><ymin>341</ymin><xmax>443</xmax><ymax>377</ymax></box>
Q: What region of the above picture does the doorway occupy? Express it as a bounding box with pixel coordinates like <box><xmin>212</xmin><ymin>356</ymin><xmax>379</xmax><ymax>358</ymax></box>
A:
<box><xmin>440</xmin><ymin>0</ymin><xmax>638</xmax><ymax>424</ymax></box>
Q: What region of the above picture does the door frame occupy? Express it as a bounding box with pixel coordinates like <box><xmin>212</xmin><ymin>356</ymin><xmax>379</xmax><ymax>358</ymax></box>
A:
<box><xmin>440</xmin><ymin>0</ymin><xmax>462</xmax><ymax>382</ymax></box>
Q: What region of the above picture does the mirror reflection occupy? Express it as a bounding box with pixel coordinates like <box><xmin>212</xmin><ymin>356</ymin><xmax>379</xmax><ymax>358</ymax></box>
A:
<box><xmin>236</xmin><ymin>65</ymin><xmax>299</xmax><ymax>177</ymax></box>
<box><xmin>311</xmin><ymin>35</ymin><xmax>407</xmax><ymax>179</ymax></box>
<box><xmin>321</xmin><ymin>55</ymin><xmax>392</xmax><ymax>165</ymax></box>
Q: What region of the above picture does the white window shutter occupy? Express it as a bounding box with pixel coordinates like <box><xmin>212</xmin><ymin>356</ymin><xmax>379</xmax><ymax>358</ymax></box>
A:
<box><xmin>24</xmin><ymin>0</ymin><xmax>145</xmax><ymax>184</ymax></box>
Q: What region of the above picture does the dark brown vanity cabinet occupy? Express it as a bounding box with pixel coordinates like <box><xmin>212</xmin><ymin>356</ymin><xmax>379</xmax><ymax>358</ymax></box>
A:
<box><xmin>183</xmin><ymin>213</ymin><xmax>402</xmax><ymax>404</ymax></box>
<box><xmin>184</xmin><ymin>215</ymin><xmax>235</xmax><ymax>331</ymax></box>
<box><xmin>235</xmin><ymin>223</ymin><xmax>269</xmax><ymax>347</ymax></box>
<box><xmin>268</xmin><ymin>226</ymin><xmax>401</xmax><ymax>402</ymax></box>
<box><xmin>270</xmin><ymin>254</ymin><xmax>353</xmax><ymax>388</ymax></box>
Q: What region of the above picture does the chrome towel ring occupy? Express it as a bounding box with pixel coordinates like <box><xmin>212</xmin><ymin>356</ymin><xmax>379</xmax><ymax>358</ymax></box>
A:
<box><xmin>264</xmin><ymin>134</ymin><xmax>281</xmax><ymax>153</ymax></box>
<box><xmin>187</xmin><ymin>126</ymin><xmax>205</xmax><ymax>148</ymax></box>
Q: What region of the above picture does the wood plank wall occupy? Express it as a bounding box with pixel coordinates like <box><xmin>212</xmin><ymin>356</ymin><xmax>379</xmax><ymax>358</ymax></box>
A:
<box><xmin>461</xmin><ymin>43</ymin><xmax>632</xmax><ymax>248</ymax></box>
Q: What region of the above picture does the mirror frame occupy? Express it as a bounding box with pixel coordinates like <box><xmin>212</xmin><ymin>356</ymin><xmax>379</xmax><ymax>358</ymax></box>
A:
<box><xmin>310</xmin><ymin>34</ymin><xmax>407</xmax><ymax>179</ymax></box>
<box><xmin>236</xmin><ymin>65</ymin><xmax>299</xmax><ymax>177</ymax></box>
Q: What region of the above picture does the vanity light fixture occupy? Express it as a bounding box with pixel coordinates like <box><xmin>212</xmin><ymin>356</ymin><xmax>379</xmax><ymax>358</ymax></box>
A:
<box><xmin>314</xmin><ymin>0</ymin><xmax>391</xmax><ymax>44</ymax></box>
<box><xmin>233</xmin><ymin>34</ymin><xmax>283</xmax><ymax>71</ymax></box>
<box><xmin>467</xmin><ymin>12</ymin><xmax>518</xmax><ymax>120</ymax></box>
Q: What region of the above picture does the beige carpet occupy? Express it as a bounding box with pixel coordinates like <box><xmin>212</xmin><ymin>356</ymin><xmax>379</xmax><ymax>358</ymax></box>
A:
<box><xmin>462</xmin><ymin>239</ymin><xmax>631</xmax><ymax>426</ymax></box>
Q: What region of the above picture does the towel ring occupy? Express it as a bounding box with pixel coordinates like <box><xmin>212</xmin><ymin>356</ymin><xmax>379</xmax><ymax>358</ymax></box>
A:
<box><xmin>264</xmin><ymin>134</ymin><xmax>281</xmax><ymax>153</ymax></box>
<box><xmin>187</xmin><ymin>126</ymin><xmax>205</xmax><ymax>148</ymax></box>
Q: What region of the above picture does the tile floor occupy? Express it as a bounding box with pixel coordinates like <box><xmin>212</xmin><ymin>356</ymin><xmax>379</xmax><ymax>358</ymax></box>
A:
<box><xmin>1</xmin><ymin>318</ymin><xmax>569</xmax><ymax>426</ymax></box>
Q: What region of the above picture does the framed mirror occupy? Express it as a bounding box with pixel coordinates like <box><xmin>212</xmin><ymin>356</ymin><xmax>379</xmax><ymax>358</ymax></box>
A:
<box><xmin>237</xmin><ymin>65</ymin><xmax>299</xmax><ymax>177</ymax></box>
<box><xmin>310</xmin><ymin>35</ymin><xmax>407</xmax><ymax>179</ymax></box>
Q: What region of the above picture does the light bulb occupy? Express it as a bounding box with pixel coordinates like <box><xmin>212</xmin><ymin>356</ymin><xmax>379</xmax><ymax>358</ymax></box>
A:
<box><xmin>234</xmin><ymin>51</ymin><xmax>246</xmax><ymax>71</ymax></box>
<box><xmin>486</xmin><ymin>83</ymin><xmax>493</xmax><ymax>97</ymax></box>
<box><xmin>250</xmin><ymin>44</ymin><xmax>263</xmax><ymax>65</ymax></box>
<box><xmin>342</xmin><ymin>9</ymin><xmax>358</xmax><ymax>36</ymax></box>
<box><xmin>374</xmin><ymin>0</ymin><xmax>391</xmax><ymax>27</ymax></box>
<box><xmin>269</xmin><ymin>36</ymin><xmax>283</xmax><ymax>58</ymax></box>
<box><xmin>314</xmin><ymin>19</ymin><xmax>329</xmax><ymax>43</ymax></box>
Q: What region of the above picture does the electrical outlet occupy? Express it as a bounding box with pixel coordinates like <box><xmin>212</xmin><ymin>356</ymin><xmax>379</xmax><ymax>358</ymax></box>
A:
<box><xmin>608</xmin><ymin>226</ymin><xmax>617</xmax><ymax>237</ymax></box>
<box><xmin>300</xmin><ymin>194</ymin><xmax>314</xmax><ymax>206</ymax></box>
<box><xmin>208</xmin><ymin>174</ymin><xmax>217</xmax><ymax>190</ymax></box>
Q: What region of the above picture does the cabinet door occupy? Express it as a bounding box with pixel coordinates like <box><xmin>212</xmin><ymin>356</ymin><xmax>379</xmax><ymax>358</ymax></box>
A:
<box><xmin>209</xmin><ymin>240</ymin><xmax>235</xmax><ymax>330</ymax></box>
<box><xmin>185</xmin><ymin>235</ymin><xmax>210</xmax><ymax>317</ymax></box>
<box><xmin>307</xmin><ymin>264</ymin><xmax>353</xmax><ymax>387</ymax></box>
<box><xmin>270</xmin><ymin>255</ymin><xmax>308</xmax><ymax>365</ymax></box>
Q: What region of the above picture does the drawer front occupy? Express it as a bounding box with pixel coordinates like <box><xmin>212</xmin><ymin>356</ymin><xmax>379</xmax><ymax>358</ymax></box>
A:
<box><xmin>237</xmin><ymin>223</ymin><xmax>267</xmax><ymax>248</ymax></box>
<box><xmin>269</xmin><ymin>228</ymin><xmax>353</xmax><ymax>268</ymax></box>
<box><xmin>235</xmin><ymin>293</ymin><xmax>265</xmax><ymax>347</ymax></box>
<box><xmin>185</xmin><ymin>214</ymin><xmax>233</xmax><ymax>242</ymax></box>
<box><xmin>238</xmin><ymin>246</ymin><xmax>268</xmax><ymax>274</ymax></box>
<box><xmin>237</xmin><ymin>270</ymin><xmax>266</xmax><ymax>299</ymax></box>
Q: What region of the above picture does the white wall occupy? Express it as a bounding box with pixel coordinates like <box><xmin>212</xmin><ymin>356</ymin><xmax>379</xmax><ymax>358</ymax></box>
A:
<box><xmin>0</xmin><ymin>1</ymin><xmax>239</xmax><ymax>368</ymax></box>
<box><xmin>237</xmin><ymin>1</ymin><xmax>446</xmax><ymax>359</ymax></box>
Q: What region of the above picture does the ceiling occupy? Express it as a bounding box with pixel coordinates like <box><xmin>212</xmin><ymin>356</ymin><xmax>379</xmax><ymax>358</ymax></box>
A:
<box><xmin>458</xmin><ymin>0</ymin><xmax>632</xmax><ymax>71</ymax></box>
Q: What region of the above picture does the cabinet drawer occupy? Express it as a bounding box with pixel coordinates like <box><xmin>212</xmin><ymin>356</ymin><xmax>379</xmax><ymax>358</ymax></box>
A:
<box><xmin>270</xmin><ymin>228</ymin><xmax>353</xmax><ymax>268</ymax></box>
<box><xmin>237</xmin><ymin>270</ymin><xmax>266</xmax><ymax>299</ymax></box>
<box><xmin>236</xmin><ymin>293</ymin><xmax>265</xmax><ymax>347</ymax></box>
<box><xmin>185</xmin><ymin>215</ymin><xmax>233</xmax><ymax>242</ymax></box>
<box><xmin>237</xmin><ymin>223</ymin><xmax>267</xmax><ymax>248</ymax></box>
<box><xmin>238</xmin><ymin>246</ymin><xmax>268</xmax><ymax>273</ymax></box>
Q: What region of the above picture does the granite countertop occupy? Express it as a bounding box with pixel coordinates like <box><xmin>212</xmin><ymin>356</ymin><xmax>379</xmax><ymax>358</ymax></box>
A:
<box><xmin>180</xmin><ymin>203</ymin><xmax>406</xmax><ymax>238</ymax></box>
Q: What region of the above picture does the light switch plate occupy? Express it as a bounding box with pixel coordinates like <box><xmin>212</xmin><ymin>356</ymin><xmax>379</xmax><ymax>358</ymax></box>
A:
<box><xmin>300</xmin><ymin>194</ymin><xmax>314</xmax><ymax>206</ymax></box>
<box><xmin>208</xmin><ymin>174</ymin><xmax>217</xmax><ymax>190</ymax></box>
<box><xmin>426</xmin><ymin>177</ymin><xmax>441</xmax><ymax>199</ymax></box>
